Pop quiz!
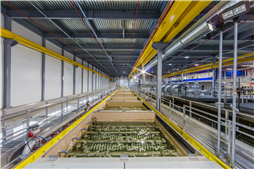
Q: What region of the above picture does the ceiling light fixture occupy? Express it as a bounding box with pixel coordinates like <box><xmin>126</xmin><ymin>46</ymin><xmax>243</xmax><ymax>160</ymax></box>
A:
<box><xmin>184</xmin><ymin>56</ymin><xmax>189</xmax><ymax>59</ymax></box>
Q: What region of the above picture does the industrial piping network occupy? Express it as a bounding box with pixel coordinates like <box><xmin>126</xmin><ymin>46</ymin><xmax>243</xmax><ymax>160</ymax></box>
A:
<box><xmin>144</xmin><ymin>0</ymin><xmax>239</xmax><ymax>72</ymax></box>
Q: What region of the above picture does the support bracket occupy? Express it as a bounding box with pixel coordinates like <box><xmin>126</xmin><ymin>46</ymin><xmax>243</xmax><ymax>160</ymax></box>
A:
<box><xmin>151</xmin><ymin>42</ymin><xmax>168</xmax><ymax>51</ymax></box>
<box><xmin>4</xmin><ymin>39</ymin><xmax>18</xmax><ymax>47</ymax></box>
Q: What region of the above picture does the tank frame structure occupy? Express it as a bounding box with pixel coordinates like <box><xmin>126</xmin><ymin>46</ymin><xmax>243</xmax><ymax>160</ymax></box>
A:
<box><xmin>13</xmin><ymin>89</ymin><xmax>227</xmax><ymax>169</ymax></box>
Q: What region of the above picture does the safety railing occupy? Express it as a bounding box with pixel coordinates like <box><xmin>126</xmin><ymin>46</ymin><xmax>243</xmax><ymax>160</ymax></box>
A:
<box><xmin>138</xmin><ymin>88</ymin><xmax>254</xmax><ymax>168</ymax></box>
<box><xmin>1</xmin><ymin>87</ymin><xmax>116</xmax><ymax>146</ymax></box>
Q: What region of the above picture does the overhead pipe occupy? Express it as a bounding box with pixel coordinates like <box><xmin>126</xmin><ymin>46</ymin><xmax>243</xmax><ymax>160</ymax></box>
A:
<box><xmin>145</xmin><ymin>22</ymin><xmax>214</xmax><ymax>70</ymax></box>
<box><xmin>128</xmin><ymin>1</ymin><xmax>212</xmax><ymax>79</ymax></box>
<box><xmin>145</xmin><ymin>1</ymin><xmax>239</xmax><ymax>71</ymax></box>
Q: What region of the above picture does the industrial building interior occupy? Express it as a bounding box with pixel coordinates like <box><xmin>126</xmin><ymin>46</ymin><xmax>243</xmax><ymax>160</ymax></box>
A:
<box><xmin>0</xmin><ymin>0</ymin><xmax>254</xmax><ymax>169</ymax></box>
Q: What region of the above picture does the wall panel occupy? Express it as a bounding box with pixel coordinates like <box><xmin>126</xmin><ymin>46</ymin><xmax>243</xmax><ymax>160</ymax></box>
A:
<box><xmin>89</xmin><ymin>65</ymin><xmax>92</xmax><ymax>92</ymax></box>
<box><xmin>64</xmin><ymin>62</ymin><xmax>73</xmax><ymax>96</ymax></box>
<box><xmin>1</xmin><ymin>14</ymin><xmax>4</xmax><ymax>28</ymax></box>
<box><xmin>46</xmin><ymin>40</ymin><xmax>61</xmax><ymax>55</ymax></box>
<box><xmin>64</xmin><ymin>51</ymin><xmax>73</xmax><ymax>60</ymax></box>
<box><xmin>12</xmin><ymin>20</ymin><xmax>42</xmax><ymax>45</ymax></box>
<box><xmin>76</xmin><ymin>67</ymin><xmax>82</xmax><ymax>94</ymax></box>
<box><xmin>82</xmin><ymin>62</ymin><xmax>88</xmax><ymax>92</ymax></box>
<box><xmin>0</xmin><ymin>37</ymin><xmax>3</xmax><ymax>109</ymax></box>
<box><xmin>76</xmin><ymin>58</ymin><xmax>82</xmax><ymax>64</ymax></box>
<box><xmin>11</xmin><ymin>45</ymin><xmax>41</xmax><ymax>106</ymax></box>
<box><xmin>83</xmin><ymin>69</ymin><xmax>88</xmax><ymax>93</ymax></box>
<box><xmin>45</xmin><ymin>55</ymin><xmax>61</xmax><ymax>100</ymax></box>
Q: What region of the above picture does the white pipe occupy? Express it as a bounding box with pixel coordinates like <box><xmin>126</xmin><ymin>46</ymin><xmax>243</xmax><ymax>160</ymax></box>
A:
<box><xmin>145</xmin><ymin>1</ymin><xmax>238</xmax><ymax>70</ymax></box>
<box><xmin>145</xmin><ymin>22</ymin><xmax>213</xmax><ymax>70</ymax></box>
<box><xmin>20</xmin><ymin>139</ymin><xmax>37</xmax><ymax>160</ymax></box>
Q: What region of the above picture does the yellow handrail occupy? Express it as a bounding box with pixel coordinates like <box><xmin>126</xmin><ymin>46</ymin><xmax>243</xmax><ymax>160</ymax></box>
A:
<box><xmin>14</xmin><ymin>89</ymin><xmax>118</xmax><ymax>169</ymax></box>
<box><xmin>1</xmin><ymin>27</ymin><xmax>110</xmax><ymax>79</ymax></box>
<box><xmin>132</xmin><ymin>90</ymin><xmax>231</xmax><ymax>169</ymax></box>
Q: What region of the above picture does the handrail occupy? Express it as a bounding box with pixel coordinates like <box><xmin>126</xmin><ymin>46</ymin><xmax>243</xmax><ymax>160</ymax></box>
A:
<box><xmin>137</xmin><ymin>88</ymin><xmax>254</xmax><ymax>168</ymax></box>
<box><xmin>1</xmin><ymin>87</ymin><xmax>116</xmax><ymax>161</ymax></box>
<box><xmin>132</xmin><ymin>89</ymin><xmax>231</xmax><ymax>169</ymax></box>
<box><xmin>161</xmin><ymin>93</ymin><xmax>254</xmax><ymax>119</ymax></box>
<box><xmin>1</xmin><ymin>87</ymin><xmax>114</xmax><ymax>119</ymax></box>
<box><xmin>1</xmin><ymin>27</ymin><xmax>110</xmax><ymax>79</ymax></box>
<box><xmin>14</xmin><ymin>89</ymin><xmax>119</xmax><ymax>169</ymax></box>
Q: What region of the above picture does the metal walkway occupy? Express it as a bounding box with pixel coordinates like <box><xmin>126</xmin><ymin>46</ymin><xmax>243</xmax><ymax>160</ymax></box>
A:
<box><xmin>140</xmin><ymin>93</ymin><xmax>254</xmax><ymax>169</ymax></box>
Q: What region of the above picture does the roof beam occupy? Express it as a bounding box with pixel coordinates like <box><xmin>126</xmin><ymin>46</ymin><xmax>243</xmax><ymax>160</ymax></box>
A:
<box><xmin>122</xmin><ymin>20</ymin><xmax>125</xmax><ymax>38</ymax></box>
<box><xmin>4</xmin><ymin>9</ymin><xmax>160</xmax><ymax>20</ymax></box>
<box><xmin>63</xmin><ymin>45</ymin><xmax>143</xmax><ymax>50</ymax></box>
<box><xmin>44</xmin><ymin>33</ymin><xmax>148</xmax><ymax>39</ymax></box>
<box><xmin>81</xmin><ymin>53</ymin><xmax>139</xmax><ymax>57</ymax></box>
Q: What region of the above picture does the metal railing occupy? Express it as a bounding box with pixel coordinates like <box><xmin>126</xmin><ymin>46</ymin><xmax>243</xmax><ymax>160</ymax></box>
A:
<box><xmin>1</xmin><ymin>87</ymin><xmax>116</xmax><ymax>146</ymax></box>
<box><xmin>136</xmin><ymin>87</ymin><xmax>254</xmax><ymax>168</ymax></box>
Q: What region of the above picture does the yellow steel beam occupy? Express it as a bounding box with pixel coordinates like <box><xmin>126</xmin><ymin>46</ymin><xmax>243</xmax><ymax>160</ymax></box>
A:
<box><xmin>132</xmin><ymin>90</ymin><xmax>231</xmax><ymax>169</ymax></box>
<box><xmin>14</xmin><ymin>89</ymin><xmax>119</xmax><ymax>169</ymax></box>
<box><xmin>1</xmin><ymin>27</ymin><xmax>110</xmax><ymax>79</ymax></box>
<box><xmin>136</xmin><ymin>1</ymin><xmax>192</xmax><ymax>66</ymax></box>
<box><xmin>162</xmin><ymin>52</ymin><xmax>254</xmax><ymax>78</ymax></box>
<box><xmin>128</xmin><ymin>0</ymin><xmax>211</xmax><ymax>79</ymax></box>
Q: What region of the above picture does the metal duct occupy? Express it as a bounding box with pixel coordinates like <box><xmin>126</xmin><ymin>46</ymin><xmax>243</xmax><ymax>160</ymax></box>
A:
<box><xmin>145</xmin><ymin>1</ymin><xmax>239</xmax><ymax>70</ymax></box>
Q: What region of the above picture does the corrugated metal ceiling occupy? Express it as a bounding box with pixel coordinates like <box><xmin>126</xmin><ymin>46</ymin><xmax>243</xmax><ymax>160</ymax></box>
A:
<box><xmin>2</xmin><ymin>0</ymin><xmax>165</xmax><ymax>12</ymax></box>
<box><xmin>2</xmin><ymin>0</ymin><xmax>252</xmax><ymax>76</ymax></box>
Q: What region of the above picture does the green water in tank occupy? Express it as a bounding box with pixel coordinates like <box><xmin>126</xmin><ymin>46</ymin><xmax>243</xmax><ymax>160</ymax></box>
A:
<box><xmin>66</xmin><ymin>122</ymin><xmax>182</xmax><ymax>158</ymax></box>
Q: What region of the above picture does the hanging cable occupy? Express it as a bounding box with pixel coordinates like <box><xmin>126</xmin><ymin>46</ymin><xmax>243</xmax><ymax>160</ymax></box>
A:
<box><xmin>3</xmin><ymin>0</ymin><xmax>110</xmax><ymax>75</ymax></box>
<box><xmin>70</xmin><ymin>0</ymin><xmax>118</xmax><ymax>75</ymax></box>
<box><xmin>125</xmin><ymin>1</ymin><xmax>140</xmax><ymax>73</ymax></box>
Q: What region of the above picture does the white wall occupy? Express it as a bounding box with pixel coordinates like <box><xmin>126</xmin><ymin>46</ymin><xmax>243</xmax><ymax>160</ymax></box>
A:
<box><xmin>64</xmin><ymin>51</ymin><xmax>73</xmax><ymax>60</ymax></box>
<box><xmin>83</xmin><ymin>62</ymin><xmax>88</xmax><ymax>92</ymax></box>
<box><xmin>76</xmin><ymin>67</ymin><xmax>82</xmax><ymax>94</ymax></box>
<box><xmin>83</xmin><ymin>69</ymin><xmax>88</xmax><ymax>92</ymax></box>
<box><xmin>76</xmin><ymin>57</ymin><xmax>82</xmax><ymax>64</ymax></box>
<box><xmin>93</xmin><ymin>73</ymin><xmax>95</xmax><ymax>91</ymax></box>
<box><xmin>63</xmin><ymin>51</ymin><xmax>73</xmax><ymax>96</ymax></box>
<box><xmin>45</xmin><ymin>55</ymin><xmax>61</xmax><ymax>100</ymax></box>
<box><xmin>46</xmin><ymin>40</ymin><xmax>61</xmax><ymax>55</ymax></box>
<box><xmin>1</xmin><ymin>14</ymin><xmax>4</xmax><ymax>27</ymax></box>
<box><xmin>10</xmin><ymin>20</ymin><xmax>42</xmax><ymax>107</ymax></box>
<box><xmin>12</xmin><ymin>20</ymin><xmax>42</xmax><ymax>45</ymax></box>
<box><xmin>0</xmin><ymin>37</ymin><xmax>3</xmax><ymax>109</ymax></box>
<box><xmin>89</xmin><ymin>65</ymin><xmax>92</xmax><ymax>92</ymax></box>
<box><xmin>63</xmin><ymin>62</ymin><xmax>73</xmax><ymax>96</ymax></box>
<box><xmin>0</xmin><ymin>14</ymin><xmax>4</xmax><ymax>108</ymax></box>
<box><xmin>11</xmin><ymin>45</ymin><xmax>42</xmax><ymax>106</ymax></box>
<box><xmin>96</xmin><ymin>69</ymin><xmax>99</xmax><ymax>90</ymax></box>
<box><xmin>1</xmin><ymin>18</ymin><xmax>109</xmax><ymax>109</ymax></box>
